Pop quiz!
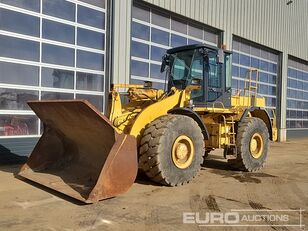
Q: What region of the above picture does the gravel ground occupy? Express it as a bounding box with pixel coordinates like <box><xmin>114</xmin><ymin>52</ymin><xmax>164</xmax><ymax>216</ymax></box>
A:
<box><xmin>0</xmin><ymin>138</ymin><xmax>307</xmax><ymax>231</ymax></box>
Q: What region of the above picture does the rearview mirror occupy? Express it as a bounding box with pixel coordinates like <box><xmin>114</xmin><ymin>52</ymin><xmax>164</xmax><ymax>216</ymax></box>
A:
<box><xmin>160</xmin><ymin>54</ymin><xmax>170</xmax><ymax>73</ymax></box>
<box><xmin>217</xmin><ymin>48</ymin><xmax>224</xmax><ymax>64</ymax></box>
<box><xmin>160</xmin><ymin>61</ymin><xmax>166</xmax><ymax>73</ymax></box>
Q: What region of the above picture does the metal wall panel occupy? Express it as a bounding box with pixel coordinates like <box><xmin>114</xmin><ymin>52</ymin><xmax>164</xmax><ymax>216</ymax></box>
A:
<box><xmin>111</xmin><ymin>0</ymin><xmax>133</xmax><ymax>85</ymax></box>
<box><xmin>142</xmin><ymin>0</ymin><xmax>308</xmax><ymax>60</ymax></box>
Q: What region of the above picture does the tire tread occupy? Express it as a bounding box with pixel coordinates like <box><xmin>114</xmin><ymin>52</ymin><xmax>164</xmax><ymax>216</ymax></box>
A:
<box><xmin>139</xmin><ymin>115</ymin><xmax>204</xmax><ymax>186</ymax></box>
<box><xmin>228</xmin><ymin>117</ymin><xmax>269</xmax><ymax>172</ymax></box>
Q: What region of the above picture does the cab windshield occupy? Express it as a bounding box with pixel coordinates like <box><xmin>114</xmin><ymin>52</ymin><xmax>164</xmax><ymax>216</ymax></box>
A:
<box><xmin>169</xmin><ymin>49</ymin><xmax>203</xmax><ymax>90</ymax></box>
<box><xmin>168</xmin><ymin>48</ymin><xmax>223</xmax><ymax>101</ymax></box>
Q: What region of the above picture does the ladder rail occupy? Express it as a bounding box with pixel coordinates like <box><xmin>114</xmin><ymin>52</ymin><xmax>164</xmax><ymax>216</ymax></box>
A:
<box><xmin>220</xmin><ymin>115</ymin><xmax>236</xmax><ymax>147</ymax></box>
<box><xmin>244</xmin><ymin>68</ymin><xmax>260</xmax><ymax>106</ymax></box>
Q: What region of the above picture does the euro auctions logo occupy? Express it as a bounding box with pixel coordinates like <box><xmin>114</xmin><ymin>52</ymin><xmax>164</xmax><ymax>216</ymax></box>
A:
<box><xmin>183</xmin><ymin>209</ymin><xmax>305</xmax><ymax>229</ymax></box>
<box><xmin>183</xmin><ymin>212</ymin><xmax>240</xmax><ymax>224</ymax></box>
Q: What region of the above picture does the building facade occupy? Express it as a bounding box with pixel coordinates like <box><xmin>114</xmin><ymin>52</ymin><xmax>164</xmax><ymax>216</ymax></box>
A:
<box><xmin>0</xmin><ymin>0</ymin><xmax>307</xmax><ymax>158</ymax></box>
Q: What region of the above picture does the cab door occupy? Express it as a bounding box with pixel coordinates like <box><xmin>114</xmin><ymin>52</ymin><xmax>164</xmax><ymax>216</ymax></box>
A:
<box><xmin>193</xmin><ymin>50</ymin><xmax>231</xmax><ymax>107</ymax></box>
<box><xmin>206</xmin><ymin>51</ymin><xmax>224</xmax><ymax>103</ymax></box>
<box><xmin>192</xmin><ymin>50</ymin><xmax>224</xmax><ymax>106</ymax></box>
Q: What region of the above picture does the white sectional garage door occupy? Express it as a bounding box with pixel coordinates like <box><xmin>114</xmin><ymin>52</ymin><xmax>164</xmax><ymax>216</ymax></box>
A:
<box><xmin>287</xmin><ymin>59</ymin><xmax>308</xmax><ymax>130</ymax></box>
<box><xmin>130</xmin><ymin>2</ymin><xmax>220</xmax><ymax>89</ymax></box>
<box><xmin>232</xmin><ymin>37</ymin><xmax>279</xmax><ymax>117</ymax></box>
<box><xmin>0</xmin><ymin>0</ymin><xmax>107</xmax><ymax>138</ymax></box>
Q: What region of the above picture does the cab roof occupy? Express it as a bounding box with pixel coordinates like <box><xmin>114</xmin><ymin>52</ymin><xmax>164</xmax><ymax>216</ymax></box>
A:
<box><xmin>167</xmin><ymin>44</ymin><xmax>232</xmax><ymax>55</ymax></box>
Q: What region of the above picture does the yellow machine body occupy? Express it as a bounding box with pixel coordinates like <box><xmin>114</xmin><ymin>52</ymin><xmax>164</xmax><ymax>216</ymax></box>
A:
<box><xmin>109</xmin><ymin>84</ymin><xmax>277</xmax><ymax>150</ymax></box>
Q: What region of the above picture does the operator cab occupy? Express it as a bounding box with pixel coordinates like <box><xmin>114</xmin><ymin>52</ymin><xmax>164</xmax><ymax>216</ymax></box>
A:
<box><xmin>161</xmin><ymin>44</ymin><xmax>232</xmax><ymax>107</ymax></box>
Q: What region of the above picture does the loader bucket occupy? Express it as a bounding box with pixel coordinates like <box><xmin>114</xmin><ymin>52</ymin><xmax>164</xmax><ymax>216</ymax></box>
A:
<box><xmin>18</xmin><ymin>100</ymin><xmax>138</xmax><ymax>203</ymax></box>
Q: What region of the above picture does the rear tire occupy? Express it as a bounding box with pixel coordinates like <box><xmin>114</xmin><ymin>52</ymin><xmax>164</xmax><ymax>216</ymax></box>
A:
<box><xmin>228</xmin><ymin>117</ymin><xmax>269</xmax><ymax>172</ymax></box>
<box><xmin>139</xmin><ymin>115</ymin><xmax>204</xmax><ymax>186</ymax></box>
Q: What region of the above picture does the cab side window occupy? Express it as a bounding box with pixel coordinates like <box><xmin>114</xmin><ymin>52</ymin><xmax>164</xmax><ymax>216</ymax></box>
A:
<box><xmin>207</xmin><ymin>52</ymin><xmax>223</xmax><ymax>102</ymax></box>
<box><xmin>190</xmin><ymin>53</ymin><xmax>204</xmax><ymax>100</ymax></box>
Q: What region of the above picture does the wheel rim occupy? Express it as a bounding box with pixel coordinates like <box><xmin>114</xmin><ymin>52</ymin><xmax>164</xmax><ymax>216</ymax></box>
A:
<box><xmin>250</xmin><ymin>133</ymin><xmax>264</xmax><ymax>159</ymax></box>
<box><xmin>172</xmin><ymin>135</ymin><xmax>195</xmax><ymax>169</ymax></box>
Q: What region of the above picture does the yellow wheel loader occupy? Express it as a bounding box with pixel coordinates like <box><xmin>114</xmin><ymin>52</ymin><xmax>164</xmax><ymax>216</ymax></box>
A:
<box><xmin>19</xmin><ymin>44</ymin><xmax>277</xmax><ymax>203</ymax></box>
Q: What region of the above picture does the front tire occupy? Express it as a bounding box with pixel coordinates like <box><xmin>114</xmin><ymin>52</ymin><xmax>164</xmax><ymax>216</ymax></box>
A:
<box><xmin>228</xmin><ymin>117</ymin><xmax>269</xmax><ymax>172</ymax></box>
<box><xmin>139</xmin><ymin>115</ymin><xmax>204</xmax><ymax>186</ymax></box>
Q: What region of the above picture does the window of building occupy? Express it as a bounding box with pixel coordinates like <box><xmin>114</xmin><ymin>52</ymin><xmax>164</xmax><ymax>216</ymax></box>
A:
<box><xmin>0</xmin><ymin>9</ymin><xmax>40</xmax><ymax>37</ymax></box>
<box><xmin>76</xmin><ymin>72</ymin><xmax>104</xmax><ymax>92</ymax></box>
<box><xmin>42</xmin><ymin>44</ymin><xmax>75</xmax><ymax>67</ymax></box>
<box><xmin>0</xmin><ymin>35</ymin><xmax>39</xmax><ymax>61</ymax></box>
<box><xmin>42</xmin><ymin>19</ymin><xmax>75</xmax><ymax>44</ymax></box>
<box><xmin>43</xmin><ymin>0</ymin><xmax>75</xmax><ymax>21</ymax></box>
<box><xmin>0</xmin><ymin>62</ymin><xmax>39</xmax><ymax>86</ymax></box>
<box><xmin>77</xmin><ymin>28</ymin><xmax>105</xmax><ymax>50</ymax></box>
<box><xmin>0</xmin><ymin>88</ymin><xmax>38</xmax><ymax>110</ymax></box>
<box><xmin>41</xmin><ymin>68</ymin><xmax>74</xmax><ymax>89</ymax></box>
<box><xmin>0</xmin><ymin>0</ymin><xmax>40</xmax><ymax>12</ymax></box>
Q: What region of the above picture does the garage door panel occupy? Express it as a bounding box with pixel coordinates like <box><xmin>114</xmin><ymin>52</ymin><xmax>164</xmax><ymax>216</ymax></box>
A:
<box><xmin>232</xmin><ymin>37</ymin><xmax>279</xmax><ymax>116</ymax></box>
<box><xmin>287</xmin><ymin>58</ymin><xmax>308</xmax><ymax>130</ymax></box>
<box><xmin>130</xmin><ymin>2</ymin><xmax>220</xmax><ymax>88</ymax></box>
